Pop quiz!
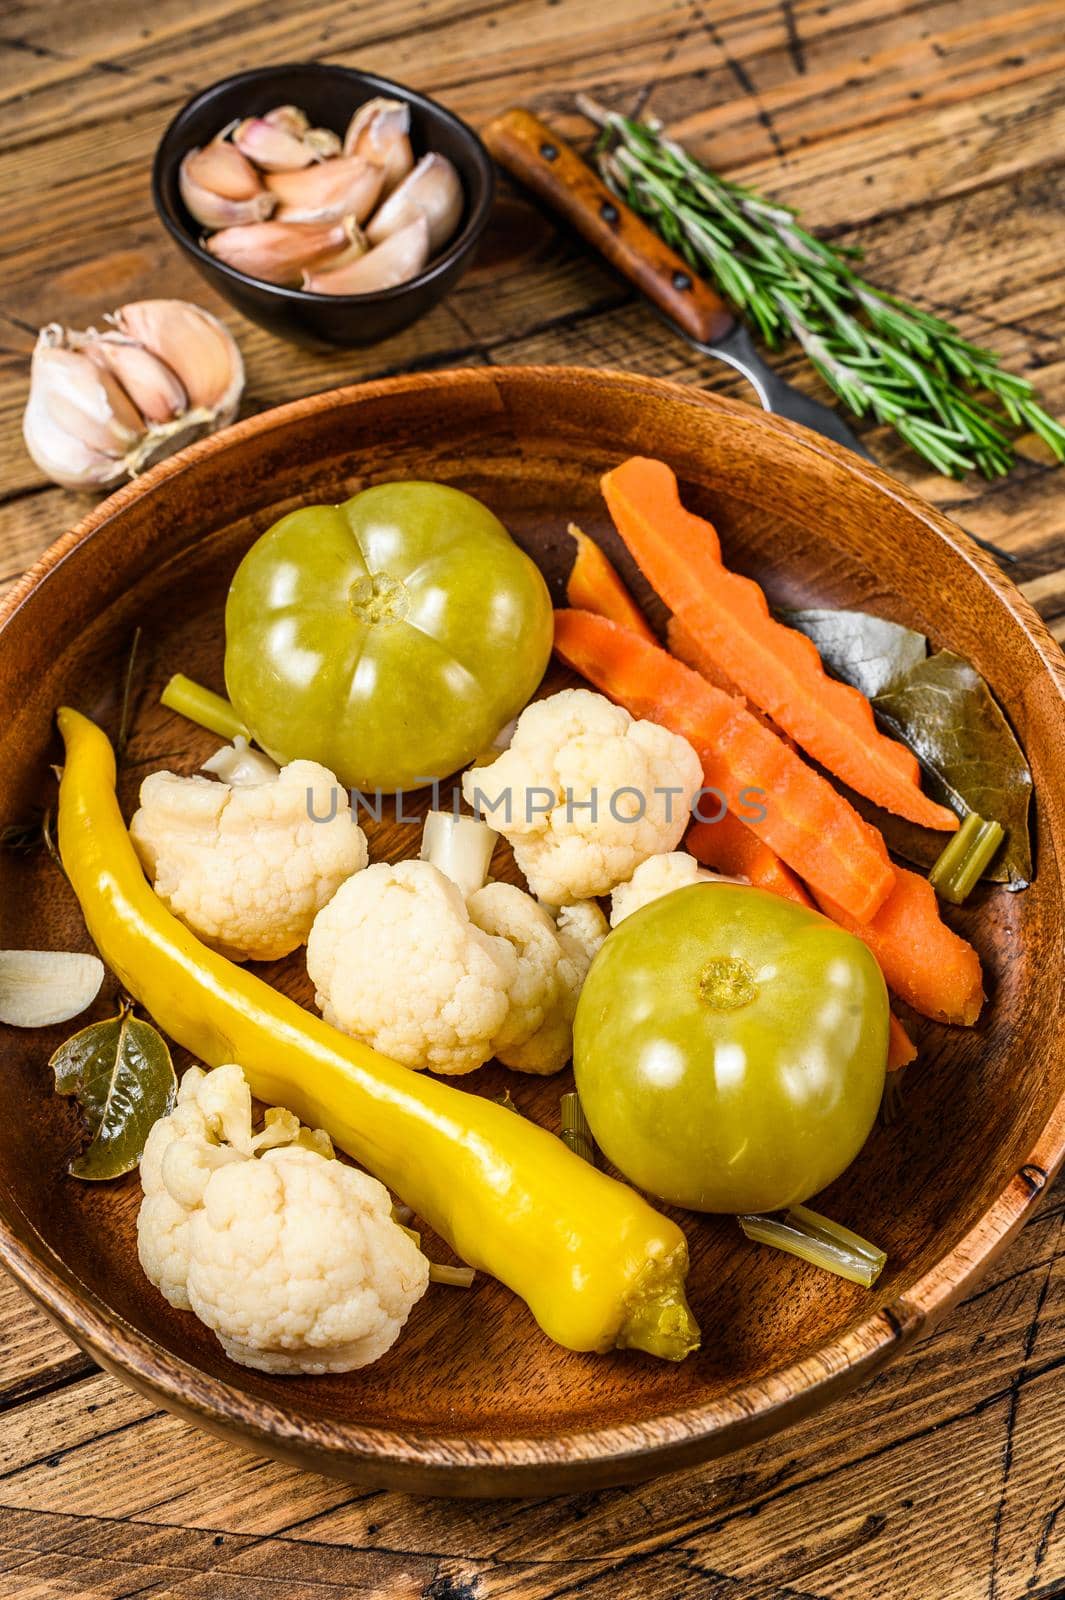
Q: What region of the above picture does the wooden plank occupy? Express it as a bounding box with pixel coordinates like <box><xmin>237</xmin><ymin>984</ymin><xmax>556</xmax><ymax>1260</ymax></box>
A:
<box><xmin>0</xmin><ymin>1505</ymin><xmax>436</xmax><ymax>1597</ymax></box>
<box><xmin>0</xmin><ymin>1271</ymin><xmax>91</xmax><ymax>1407</ymax></box>
<box><xmin>1</xmin><ymin>0</ymin><xmax>1061</xmax><ymax>176</ymax></box>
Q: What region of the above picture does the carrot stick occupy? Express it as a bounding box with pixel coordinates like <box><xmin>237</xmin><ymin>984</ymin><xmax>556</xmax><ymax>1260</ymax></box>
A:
<box><xmin>687</xmin><ymin>813</ymin><xmax>919</xmax><ymax>1066</ymax></box>
<box><xmin>554</xmin><ymin>608</ymin><xmax>895</xmax><ymax>924</ymax></box>
<box><xmin>669</xmin><ymin>616</ymin><xmax>803</xmax><ymax>750</ymax></box>
<box><xmin>601</xmin><ymin>457</ymin><xmax>959</xmax><ymax>835</ymax></box>
<box><xmin>566</xmin><ymin>523</ymin><xmax>656</xmax><ymax>643</ymax></box>
<box><xmin>812</xmin><ymin>865</ymin><xmax>984</xmax><ymax>1026</ymax></box>
<box><xmin>686</xmin><ymin>813</ymin><xmax>813</xmax><ymax>907</ymax></box>
<box><xmin>888</xmin><ymin>1014</ymin><xmax>918</xmax><ymax>1072</ymax></box>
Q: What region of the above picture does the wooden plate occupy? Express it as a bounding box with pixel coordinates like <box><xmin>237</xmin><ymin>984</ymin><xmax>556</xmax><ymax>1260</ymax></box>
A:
<box><xmin>1</xmin><ymin>368</ymin><xmax>1063</xmax><ymax>1497</ymax></box>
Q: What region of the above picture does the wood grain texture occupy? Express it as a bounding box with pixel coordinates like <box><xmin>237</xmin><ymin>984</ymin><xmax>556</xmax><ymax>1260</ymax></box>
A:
<box><xmin>0</xmin><ymin>0</ymin><xmax>1063</xmax><ymax>1589</ymax></box>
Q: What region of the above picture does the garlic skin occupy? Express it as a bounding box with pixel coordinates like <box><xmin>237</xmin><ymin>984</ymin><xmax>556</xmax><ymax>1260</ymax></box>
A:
<box><xmin>365</xmin><ymin>152</ymin><xmax>463</xmax><ymax>252</ymax></box>
<box><xmin>205</xmin><ymin>217</ymin><xmax>357</xmax><ymax>287</ymax></box>
<box><xmin>343</xmin><ymin>98</ymin><xmax>414</xmax><ymax>195</ymax></box>
<box><xmin>302</xmin><ymin>213</ymin><xmax>430</xmax><ymax>295</ymax></box>
<box><xmin>77</xmin><ymin>332</ymin><xmax>187</xmax><ymax>424</ymax></box>
<box><xmin>113</xmin><ymin>301</ymin><xmax>244</xmax><ymax>424</ymax></box>
<box><xmin>267</xmin><ymin>154</ymin><xmax>385</xmax><ymax>224</ymax></box>
<box><xmin>23</xmin><ymin>303</ymin><xmax>245</xmax><ymax>492</ymax></box>
<box><xmin>0</xmin><ymin>950</ymin><xmax>105</xmax><ymax>1029</ymax></box>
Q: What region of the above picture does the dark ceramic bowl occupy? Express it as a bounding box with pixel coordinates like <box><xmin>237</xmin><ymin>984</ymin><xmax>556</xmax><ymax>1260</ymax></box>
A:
<box><xmin>152</xmin><ymin>63</ymin><xmax>496</xmax><ymax>347</ymax></box>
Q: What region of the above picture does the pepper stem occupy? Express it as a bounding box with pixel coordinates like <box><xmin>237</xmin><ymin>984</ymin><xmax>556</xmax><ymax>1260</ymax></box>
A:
<box><xmin>615</xmin><ymin>1250</ymin><xmax>701</xmax><ymax>1361</ymax></box>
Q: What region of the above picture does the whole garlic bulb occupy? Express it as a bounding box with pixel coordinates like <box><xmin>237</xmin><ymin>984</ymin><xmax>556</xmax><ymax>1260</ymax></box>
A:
<box><xmin>22</xmin><ymin>300</ymin><xmax>244</xmax><ymax>492</ymax></box>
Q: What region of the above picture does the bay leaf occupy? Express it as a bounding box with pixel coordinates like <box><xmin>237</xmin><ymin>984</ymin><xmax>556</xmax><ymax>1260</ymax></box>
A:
<box><xmin>875</xmin><ymin>651</ymin><xmax>1032</xmax><ymax>887</ymax></box>
<box><xmin>50</xmin><ymin>1002</ymin><xmax>176</xmax><ymax>1180</ymax></box>
<box><xmin>784</xmin><ymin>609</ymin><xmax>1033</xmax><ymax>887</ymax></box>
<box><xmin>779</xmin><ymin>608</ymin><xmax>927</xmax><ymax>699</ymax></box>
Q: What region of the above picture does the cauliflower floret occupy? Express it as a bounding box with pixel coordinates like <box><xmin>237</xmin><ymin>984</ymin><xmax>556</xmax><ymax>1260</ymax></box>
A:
<box><xmin>306</xmin><ymin>860</ymin><xmax>519</xmax><ymax>1075</ymax></box>
<box><xmin>137</xmin><ymin>1081</ymin><xmax>243</xmax><ymax>1310</ymax></box>
<box><xmin>130</xmin><ymin>758</ymin><xmax>367</xmax><ymax>962</ymax></box>
<box><xmin>610</xmin><ymin>852</ymin><xmax>729</xmax><ymax>926</ymax></box>
<box><xmin>186</xmin><ymin>1146</ymin><xmax>428</xmax><ymax>1374</ymax></box>
<box><xmin>137</xmin><ymin>1190</ymin><xmax>199</xmax><ymax>1311</ymax></box>
<box><xmin>557</xmin><ymin>900</ymin><xmax>611</xmax><ymax>968</ymax></box>
<box><xmin>463</xmin><ymin>688</ymin><xmax>702</xmax><ymax>903</ymax></box>
<box><xmin>467</xmin><ymin>885</ymin><xmax>608</xmax><ymax>1075</ymax></box>
<box><xmin>137</xmin><ymin>1064</ymin><xmax>426</xmax><ymax>1372</ymax></box>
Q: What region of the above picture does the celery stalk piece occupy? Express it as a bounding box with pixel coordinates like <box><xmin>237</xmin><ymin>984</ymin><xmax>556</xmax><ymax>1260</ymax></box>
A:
<box><xmin>160</xmin><ymin>673</ymin><xmax>250</xmax><ymax>742</ymax></box>
<box><xmin>738</xmin><ymin>1204</ymin><xmax>887</xmax><ymax>1287</ymax></box>
<box><xmin>420</xmin><ymin>809</ymin><xmax>499</xmax><ymax>898</ymax></box>
<box><xmin>929</xmin><ymin>812</ymin><xmax>1005</xmax><ymax>904</ymax></box>
<box><xmin>560</xmin><ymin>1091</ymin><xmax>597</xmax><ymax>1166</ymax></box>
<box><xmin>428</xmin><ymin>1263</ymin><xmax>476</xmax><ymax>1287</ymax></box>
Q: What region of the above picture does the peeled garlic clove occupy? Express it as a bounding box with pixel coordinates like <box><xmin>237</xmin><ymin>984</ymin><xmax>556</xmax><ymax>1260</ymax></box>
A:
<box><xmin>343</xmin><ymin>98</ymin><xmax>414</xmax><ymax>194</ymax></box>
<box><xmin>232</xmin><ymin>116</ymin><xmax>317</xmax><ymax>172</ymax></box>
<box><xmin>205</xmin><ymin>217</ymin><xmax>354</xmax><ymax>286</ymax></box>
<box><xmin>179</xmin><ymin>147</ymin><xmax>275</xmax><ymax>230</ymax></box>
<box><xmin>303</xmin><ymin>212</ymin><xmax>430</xmax><ymax>295</ymax></box>
<box><xmin>0</xmin><ymin>950</ymin><xmax>105</xmax><ymax>1028</ymax></box>
<box><xmin>22</xmin><ymin>328</ymin><xmax>145</xmax><ymax>489</ymax></box>
<box><xmin>267</xmin><ymin>154</ymin><xmax>385</xmax><ymax>224</ymax></box>
<box><xmin>114</xmin><ymin>300</ymin><xmax>244</xmax><ymax>424</ymax></box>
<box><xmin>365</xmin><ymin>152</ymin><xmax>463</xmax><ymax>252</ymax></box>
<box><xmin>76</xmin><ymin>332</ymin><xmax>187</xmax><ymax>424</ymax></box>
<box><xmin>201</xmin><ymin>736</ymin><xmax>281</xmax><ymax>786</ymax></box>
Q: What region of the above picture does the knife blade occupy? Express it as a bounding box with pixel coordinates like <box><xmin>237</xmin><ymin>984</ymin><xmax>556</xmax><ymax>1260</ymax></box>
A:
<box><xmin>483</xmin><ymin>107</ymin><xmax>1015</xmax><ymax>562</ymax></box>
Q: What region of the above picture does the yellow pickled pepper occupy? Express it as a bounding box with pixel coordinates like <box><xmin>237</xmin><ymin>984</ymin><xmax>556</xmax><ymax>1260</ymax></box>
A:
<box><xmin>56</xmin><ymin>708</ymin><xmax>699</xmax><ymax>1361</ymax></box>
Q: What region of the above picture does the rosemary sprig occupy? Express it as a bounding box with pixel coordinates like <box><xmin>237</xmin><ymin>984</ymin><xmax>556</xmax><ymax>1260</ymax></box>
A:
<box><xmin>579</xmin><ymin>97</ymin><xmax>1065</xmax><ymax>480</ymax></box>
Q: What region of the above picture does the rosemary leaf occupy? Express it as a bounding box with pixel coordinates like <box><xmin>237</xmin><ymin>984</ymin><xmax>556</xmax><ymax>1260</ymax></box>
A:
<box><xmin>582</xmin><ymin>100</ymin><xmax>1064</xmax><ymax>480</ymax></box>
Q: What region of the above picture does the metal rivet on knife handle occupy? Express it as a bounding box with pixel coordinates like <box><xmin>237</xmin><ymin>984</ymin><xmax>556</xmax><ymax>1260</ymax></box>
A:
<box><xmin>483</xmin><ymin>107</ymin><xmax>734</xmax><ymax>347</ymax></box>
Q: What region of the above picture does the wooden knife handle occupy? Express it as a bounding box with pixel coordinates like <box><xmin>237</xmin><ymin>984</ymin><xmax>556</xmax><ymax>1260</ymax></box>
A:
<box><xmin>483</xmin><ymin>107</ymin><xmax>733</xmax><ymax>345</ymax></box>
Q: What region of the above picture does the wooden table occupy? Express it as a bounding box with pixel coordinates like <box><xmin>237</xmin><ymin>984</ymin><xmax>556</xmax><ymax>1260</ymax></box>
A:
<box><xmin>1</xmin><ymin>1</ymin><xmax>1063</xmax><ymax>1594</ymax></box>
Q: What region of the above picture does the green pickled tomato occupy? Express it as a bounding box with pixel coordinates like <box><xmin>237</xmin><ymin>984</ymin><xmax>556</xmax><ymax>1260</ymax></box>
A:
<box><xmin>224</xmin><ymin>483</ymin><xmax>553</xmax><ymax>793</ymax></box>
<box><xmin>573</xmin><ymin>883</ymin><xmax>888</xmax><ymax>1214</ymax></box>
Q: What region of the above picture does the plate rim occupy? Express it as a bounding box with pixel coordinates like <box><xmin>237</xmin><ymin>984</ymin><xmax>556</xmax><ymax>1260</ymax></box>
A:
<box><xmin>2</xmin><ymin>365</ymin><xmax>1063</xmax><ymax>1494</ymax></box>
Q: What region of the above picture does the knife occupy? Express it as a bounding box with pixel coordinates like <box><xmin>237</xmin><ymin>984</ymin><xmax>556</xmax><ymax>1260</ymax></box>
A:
<box><xmin>483</xmin><ymin>107</ymin><xmax>1015</xmax><ymax>563</ymax></box>
<box><xmin>483</xmin><ymin>107</ymin><xmax>873</xmax><ymax>458</ymax></box>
